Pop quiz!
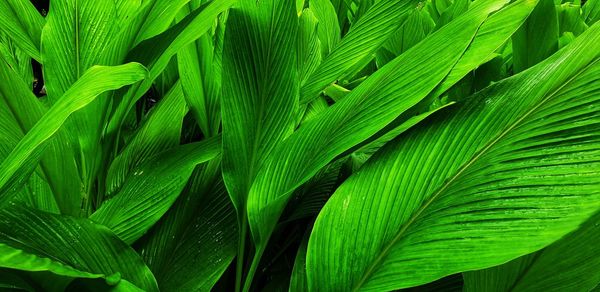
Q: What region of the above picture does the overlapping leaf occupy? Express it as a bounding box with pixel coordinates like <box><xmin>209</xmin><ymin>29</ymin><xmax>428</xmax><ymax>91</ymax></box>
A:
<box><xmin>307</xmin><ymin>22</ymin><xmax>600</xmax><ymax>291</ymax></box>
<box><xmin>247</xmin><ymin>0</ymin><xmax>510</xmax><ymax>250</ymax></box>
<box><xmin>464</xmin><ymin>211</ymin><xmax>600</xmax><ymax>292</ymax></box>
<box><xmin>0</xmin><ymin>206</ymin><xmax>158</xmax><ymax>291</ymax></box>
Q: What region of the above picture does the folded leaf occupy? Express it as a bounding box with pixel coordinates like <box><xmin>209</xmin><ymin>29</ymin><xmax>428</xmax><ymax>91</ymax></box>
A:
<box><xmin>0</xmin><ymin>0</ymin><xmax>44</xmax><ymax>61</ymax></box>
<box><xmin>307</xmin><ymin>22</ymin><xmax>600</xmax><ymax>291</ymax></box>
<box><xmin>0</xmin><ymin>206</ymin><xmax>158</xmax><ymax>291</ymax></box>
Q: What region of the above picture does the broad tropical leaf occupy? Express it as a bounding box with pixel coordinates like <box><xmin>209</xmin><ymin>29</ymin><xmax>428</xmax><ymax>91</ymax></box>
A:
<box><xmin>307</xmin><ymin>22</ymin><xmax>600</xmax><ymax>291</ymax></box>
<box><xmin>247</xmin><ymin>0</ymin><xmax>509</xmax><ymax>252</ymax></box>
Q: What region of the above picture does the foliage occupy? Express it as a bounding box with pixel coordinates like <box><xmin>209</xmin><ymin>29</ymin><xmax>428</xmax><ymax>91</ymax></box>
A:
<box><xmin>0</xmin><ymin>0</ymin><xmax>599</xmax><ymax>291</ymax></box>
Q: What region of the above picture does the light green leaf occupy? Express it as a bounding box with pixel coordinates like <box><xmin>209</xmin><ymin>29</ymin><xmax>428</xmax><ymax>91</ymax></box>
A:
<box><xmin>298</xmin><ymin>9</ymin><xmax>322</xmax><ymax>84</ymax></box>
<box><xmin>583</xmin><ymin>0</ymin><xmax>600</xmax><ymax>25</ymax></box>
<box><xmin>0</xmin><ymin>0</ymin><xmax>44</xmax><ymax>61</ymax></box>
<box><xmin>300</xmin><ymin>0</ymin><xmax>419</xmax><ymax>104</ymax></box>
<box><xmin>91</xmin><ymin>137</ymin><xmax>221</xmax><ymax>244</ymax></box>
<box><xmin>0</xmin><ymin>63</ymin><xmax>147</xmax><ymax>207</ymax></box>
<box><xmin>0</xmin><ymin>206</ymin><xmax>158</xmax><ymax>291</ymax></box>
<box><xmin>310</xmin><ymin>0</ymin><xmax>341</xmax><ymax>56</ymax></box>
<box><xmin>464</xmin><ymin>211</ymin><xmax>600</xmax><ymax>292</ymax></box>
<box><xmin>247</xmin><ymin>0</ymin><xmax>508</xmax><ymax>252</ymax></box>
<box><xmin>307</xmin><ymin>22</ymin><xmax>600</xmax><ymax>291</ymax></box>
<box><xmin>133</xmin><ymin>0</ymin><xmax>191</xmax><ymax>46</ymax></box>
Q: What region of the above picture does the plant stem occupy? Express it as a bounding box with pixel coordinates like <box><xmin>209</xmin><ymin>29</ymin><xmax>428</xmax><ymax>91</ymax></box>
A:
<box><xmin>243</xmin><ymin>243</ymin><xmax>266</xmax><ymax>292</ymax></box>
<box><xmin>235</xmin><ymin>212</ymin><xmax>248</xmax><ymax>292</ymax></box>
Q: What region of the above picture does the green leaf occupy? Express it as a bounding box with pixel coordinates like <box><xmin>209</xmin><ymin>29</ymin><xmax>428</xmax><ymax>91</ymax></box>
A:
<box><xmin>247</xmin><ymin>0</ymin><xmax>508</xmax><ymax>252</ymax></box>
<box><xmin>433</xmin><ymin>0</ymin><xmax>538</xmax><ymax>97</ymax></box>
<box><xmin>307</xmin><ymin>22</ymin><xmax>600</xmax><ymax>291</ymax></box>
<box><xmin>153</xmin><ymin>179</ymin><xmax>238</xmax><ymax>291</ymax></box>
<box><xmin>0</xmin><ymin>269</ymin><xmax>34</xmax><ymax>292</ymax></box>
<box><xmin>383</xmin><ymin>8</ymin><xmax>435</xmax><ymax>56</ymax></box>
<box><xmin>105</xmin><ymin>81</ymin><xmax>187</xmax><ymax>196</ymax></box>
<box><xmin>0</xmin><ymin>0</ymin><xmax>44</xmax><ymax>61</ymax></box>
<box><xmin>91</xmin><ymin>138</ymin><xmax>221</xmax><ymax>244</ymax></box>
<box><xmin>0</xmin><ymin>63</ymin><xmax>147</xmax><ymax>207</ymax></box>
<box><xmin>512</xmin><ymin>0</ymin><xmax>559</xmax><ymax>73</ymax></box>
<box><xmin>134</xmin><ymin>158</ymin><xmax>236</xmax><ymax>292</ymax></box>
<box><xmin>289</xmin><ymin>230</ymin><xmax>310</xmax><ymax>292</ymax></box>
<box><xmin>464</xmin><ymin>211</ymin><xmax>600</xmax><ymax>292</ymax></box>
<box><xmin>300</xmin><ymin>0</ymin><xmax>419</xmax><ymax>104</ymax></box>
<box><xmin>310</xmin><ymin>0</ymin><xmax>341</xmax><ymax>56</ymax></box>
<box><xmin>222</xmin><ymin>0</ymin><xmax>298</xmax><ymax>214</ymax></box>
<box><xmin>298</xmin><ymin>8</ymin><xmax>322</xmax><ymax>84</ymax></box>
<box><xmin>133</xmin><ymin>0</ymin><xmax>191</xmax><ymax>46</ymax></box>
<box><xmin>41</xmin><ymin>0</ymin><xmax>136</xmax><ymax>199</ymax></box>
<box><xmin>176</xmin><ymin>1</ymin><xmax>223</xmax><ymax>137</ymax></box>
<box><xmin>108</xmin><ymin>0</ymin><xmax>236</xmax><ymax>139</ymax></box>
<box><xmin>583</xmin><ymin>0</ymin><xmax>600</xmax><ymax>25</ymax></box>
<box><xmin>0</xmin><ymin>206</ymin><xmax>158</xmax><ymax>291</ymax></box>
<box><xmin>0</xmin><ymin>49</ymin><xmax>81</xmax><ymax>216</ymax></box>
<box><xmin>557</xmin><ymin>3</ymin><xmax>588</xmax><ymax>36</ymax></box>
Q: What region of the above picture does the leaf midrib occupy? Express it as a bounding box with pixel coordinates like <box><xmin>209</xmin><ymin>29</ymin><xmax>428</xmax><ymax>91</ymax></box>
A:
<box><xmin>352</xmin><ymin>57</ymin><xmax>600</xmax><ymax>291</ymax></box>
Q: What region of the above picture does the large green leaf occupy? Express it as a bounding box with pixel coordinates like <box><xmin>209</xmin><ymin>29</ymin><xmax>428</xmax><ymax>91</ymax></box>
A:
<box><xmin>0</xmin><ymin>63</ymin><xmax>147</xmax><ymax>207</ymax></box>
<box><xmin>464</xmin><ymin>211</ymin><xmax>600</xmax><ymax>292</ymax></box>
<box><xmin>247</xmin><ymin>0</ymin><xmax>508</xmax><ymax>253</ymax></box>
<box><xmin>221</xmin><ymin>1</ymin><xmax>298</xmax><ymax>288</ymax></box>
<box><xmin>0</xmin><ymin>206</ymin><xmax>158</xmax><ymax>291</ymax></box>
<box><xmin>300</xmin><ymin>0</ymin><xmax>419</xmax><ymax>104</ymax></box>
<box><xmin>306</xmin><ymin>22</ymin><xmax>600</xmax><ymax>291</ymax></box>
<box><xmin>222</xmin><ymin>0</ymin><xmax>298</xmax><ymax>213</ymax></box>
<box><xmin>91</xmin><ymin>138</ymin><xmax>221</xmax><ymax>244</ymax></box>
<box><xmin>41</xmin><ymin>0</ymin><xmax>134</xmax><ymax>200</ymax></box>
<box><xmin>0</xmin><ymin>0</ymin><xmax>44</xmax><ymax>61</ymax></box>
